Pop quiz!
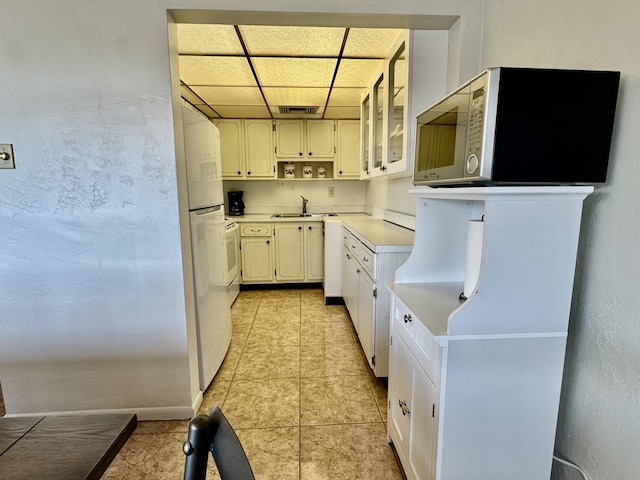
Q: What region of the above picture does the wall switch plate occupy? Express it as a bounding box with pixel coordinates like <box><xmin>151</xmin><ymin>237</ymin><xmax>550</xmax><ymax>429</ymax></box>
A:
<box><xmin>328</xmin><ymin>186</ymin><xmax>335</xmax><ymax>197</ymax></box>
<box><xmin>0</xmin><ymin>144</ymin><xmax>15</xmax><ymax>169</ymax></box>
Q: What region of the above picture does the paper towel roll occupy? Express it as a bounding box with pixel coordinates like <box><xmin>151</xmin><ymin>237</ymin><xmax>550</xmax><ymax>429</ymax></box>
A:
<box><xmin>463</xmin><ymin>219</ymin><xmax>484</xmax><ymax>299</ymax></box>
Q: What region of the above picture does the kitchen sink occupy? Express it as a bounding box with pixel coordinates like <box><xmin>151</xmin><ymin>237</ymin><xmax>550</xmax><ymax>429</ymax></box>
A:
<box><xmin>271</xmin><ymin>213</ymin><xmax>322</xmax><ymax>218</ymax></box>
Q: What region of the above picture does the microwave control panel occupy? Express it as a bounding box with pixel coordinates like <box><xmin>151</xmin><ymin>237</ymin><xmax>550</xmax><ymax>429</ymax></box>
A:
<box><xmin>465</xmin><ymin>75</ymin><xmax>487</xmax><ymax>174</ymax></box>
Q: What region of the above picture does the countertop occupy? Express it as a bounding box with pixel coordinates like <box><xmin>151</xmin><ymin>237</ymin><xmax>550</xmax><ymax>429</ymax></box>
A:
<box><xmin>231</xmin><ymin>213</ymin><xmax>414</xmax><ymax>252</ymax></box>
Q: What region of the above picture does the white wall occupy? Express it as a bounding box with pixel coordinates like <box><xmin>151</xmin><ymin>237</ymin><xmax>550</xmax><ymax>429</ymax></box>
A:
<box><xmin>480</xmin><ymin>1</ymin><xmax>640</xmax><ymax>479</ymax></box>
<box><xmin>224</xmin><ymin>180</ymin><xmax>366</xmax><ymax>215</ymax></box>
<box><xmin>0</xmin><ymin>0</ymin><xmax>483</xmax><ymax>419</ymax></box>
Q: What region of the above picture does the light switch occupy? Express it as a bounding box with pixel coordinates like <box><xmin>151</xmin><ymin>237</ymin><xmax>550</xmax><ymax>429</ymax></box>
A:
<box><xmin>0</xmin><ymin>144</ymin><xmax>15</xmax><ymax>169</ymax></box>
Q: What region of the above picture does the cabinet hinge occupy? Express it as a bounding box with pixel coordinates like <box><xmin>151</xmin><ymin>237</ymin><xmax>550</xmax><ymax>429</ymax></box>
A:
<box><xmin>273</xmin><ymin>227</ymin><xmax>276</xmax><ymax>235</ymax></box>
<box><xmin>372</xmin><ymin>355</ymin><xmax>376</xmax><ymax>366</ymax></box>
<box><xmin>373</xmin><ymin>288</ymin><xmax>377</xmax><ymax>298</ymax></box>
<box><xmin>334</xmin><ymin>146</ymin><xmax>336</xmax><ymax>154</ymax></box>
<box><xmin>273</xmin><ymin>165</ymin><xmax>276</xmax><ymax>173</ymax></box>
<box><xmin>432</xmin><ymin>403</ymin><xmax>435</xmax><ymax>418</ymax></box>
<box><xmin>274</xmin><ymin>146</ymin><xmax>277</xmax><ymax>154</ymax></box>
<box><xmin>272</xmin><ymin>123</ymin><xmax>276</xmax><ymax>132</ymax></box>
<box><xmin>390</xmin><ymin>336</ymin><xmax>393</xmax><ymax>346</ymax></box>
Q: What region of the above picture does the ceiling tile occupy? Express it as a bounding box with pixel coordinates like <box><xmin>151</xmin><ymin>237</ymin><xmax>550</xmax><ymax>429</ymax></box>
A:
<box><xmin>215</xmin><ymin>105</ymin><xmax>272</xmax><ymax>119</ymax></box>
<box><xmin>333</xmin><ymin>59</ymin><xmax>384</xmax><ymax>88</ymax></box>
<box><xmin>263</xmin><ymin>87</ymin><xmax>330</xmax><ymax>107</ymax></box>
<box><xmin>323</xmin><ymin>106</ymin><xmax>361</xmax><ymax>119</ymax></box>
<box><xmin>179</xmin><ymin>56</ymin><xmax>256</xmax><ymax>86</ymax></box>
<box><xmin>343</xmin><ymin>28</ymin><xmax>403</xmax><ymax>58</ymax></box>
<box><xmin>253</xmin><ymin>58</ymin><xmax>337</xmax><ymax>87</ymax></box>
<box><xmin>192</xmin><ymin>86</ymin><xmax>264</xmax><ymax>106</ymax></box>
<box><xmin>326</xmin><ymin>88</ymin><xmax>365</xmax><ymax>107</ymax></box>
<box><xmin>239</xmin><ymin>25</ymin><xmax>345</xmax><ymax>57</ymax></box>
<box><xmin>177</xmin><ymin>24</ymin><xmax>244</xmax><ymax>55</ymax></box>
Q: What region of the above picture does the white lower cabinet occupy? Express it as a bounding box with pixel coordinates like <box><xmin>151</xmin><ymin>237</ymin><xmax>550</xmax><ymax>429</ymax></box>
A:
<box><xmin>239</xmin><ymin>224</ymin><xmax>274</xmax><ymax>283</ymax></box>
<box><xmin>341</xmin><ymin>223</ymin><xmax>411</xmax><ymax>376</ymax></box>
<box><xmin>388</xmin><ymin>296</ymin><xmax>438</xmax><ymax>480</ymax></box>
<box><xmin>274</xmin><ymin>223</ymin><xmax>305</xmax><ymax>281</ymax></box>
<box><xmin>305</xmin><ymin>223</ymin><xmax>324</xmax><ymax>281</ymax></box>
<box><xmin>356</xmin><ymin>268</ymin><xmax>375</xmax><ymax>369</ymax></box>
<box><xmin>241</xmin><ymin>221</ymin><xmax>323</xmax><ymax>284</ymax></box>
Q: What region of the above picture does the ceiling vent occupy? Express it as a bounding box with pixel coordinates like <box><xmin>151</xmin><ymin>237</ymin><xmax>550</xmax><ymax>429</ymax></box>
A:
<box><xmin>278</xmin><ymin>106</ymin><xmax>319</xmax><ymax>115</ymax></box>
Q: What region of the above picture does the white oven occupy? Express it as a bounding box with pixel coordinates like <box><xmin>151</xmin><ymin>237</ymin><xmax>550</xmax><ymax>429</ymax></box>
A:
<box><xmin>224</xmin><ymin>219</ymin><xmax>240</xmax><ymax>305</ymax></box>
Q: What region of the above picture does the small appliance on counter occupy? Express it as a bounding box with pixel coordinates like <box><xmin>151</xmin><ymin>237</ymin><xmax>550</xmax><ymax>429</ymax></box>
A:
<box><xmin>227</xmin><ymin>190</ymin><xmax>245</xmax><ymax>216</ymax></box>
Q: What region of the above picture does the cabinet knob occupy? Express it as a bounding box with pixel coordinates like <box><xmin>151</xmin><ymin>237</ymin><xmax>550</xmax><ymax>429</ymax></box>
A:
<box><xmin>237</xmin><ymin>171</ymin><xmax>241</xmax><ymax>175</ymax></box>
<box><xmin>339</xmin><ymin>170</ymin><xmax>343</xmax><ymax>175</ymax></box>
<box><xmin>308</xmin><ymin>226</ymin><xmax>312</xmax><ymax>230</ymax></box>
<box><xmin>266</xmin><ymin>240</ymin><xmax>270</xmax><ymax>244</ymax></box>
<box><xmin>356</xmin><ymin>268</ymin><xmax>361</xmax><ymax>274</ymax></box>
<box><xmin>308</xmin><ymin>152</ymin><xmax>313</xmax><ymax>156</ymax></box>
<box><xmin>362</xmin><ymin>257</ymin><xmax>368</xmax><ymax>262</ymax></box>
<box><xmin>403</xmin><ymin>314</ymin><xmax>412</xmax><ymax>323</ymax></box>
<box><xmin>299</xmin><ymin>152</ymin><xmax>303</xmax><ymax>156</ymax></box>
<box><xmin>346</xmin><ymin>254</ymin><xmax>351</xmax><ymax>260</ymax></box>
<box><xmin>247</xmin><ymin>171</ymin><xmax>251</xmax><ymax>175</ymax></box>
<box><xmin>298</xmin><ymin>226</ymin><xmax>302</xmax><ymax>230</ymax></box>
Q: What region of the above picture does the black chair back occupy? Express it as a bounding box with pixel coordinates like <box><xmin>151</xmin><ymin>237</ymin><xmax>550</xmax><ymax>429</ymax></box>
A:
<box><xmin>183</xmin><ymin>406</ymin><xmax>255</xmax><ymax>480</ymax></box>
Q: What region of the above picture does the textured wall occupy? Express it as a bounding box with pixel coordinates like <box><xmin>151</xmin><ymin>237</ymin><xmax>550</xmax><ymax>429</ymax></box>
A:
<box><xmin>0</xmin><ymin>0</ymin><xmax>483</xmax><ymax>419</ymax></box>
<box><xmin>481</xmin><ymin>1</ymin><xmax>640</xmax><ymax>478</ymax></box>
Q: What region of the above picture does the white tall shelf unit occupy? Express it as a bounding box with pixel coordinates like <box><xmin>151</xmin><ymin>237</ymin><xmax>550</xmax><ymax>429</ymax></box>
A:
<box><xmin>387</xmin><ymin>186</ymin><xmax>593</xmax><ymax>480</ymax></box>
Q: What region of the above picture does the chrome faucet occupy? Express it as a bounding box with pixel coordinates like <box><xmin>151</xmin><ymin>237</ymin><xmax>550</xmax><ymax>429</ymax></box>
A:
<box><xmin>300</xmin><ymin>195</ymin><xmax>309</xmax><ymax>214</ymax></box>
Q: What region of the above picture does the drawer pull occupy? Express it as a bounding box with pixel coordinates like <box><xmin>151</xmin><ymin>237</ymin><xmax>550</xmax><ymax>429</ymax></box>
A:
<box><xmin>403</xmin><ymin>314</ymin><xmax>412</xmax><ymax>323</ymax></box>
<box><xmin>351</xmin><ymin>245</ymin><xmax>357</xmax><ymax>250</ymax></box>
<box><xmin>362</xmin><ymin>257</ymin><xmax>368</xmax><ymax>262</ymax></box>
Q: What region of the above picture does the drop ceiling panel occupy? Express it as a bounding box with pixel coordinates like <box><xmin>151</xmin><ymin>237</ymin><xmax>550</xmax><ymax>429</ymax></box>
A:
<box><xmin>215</xmin><ymin>105</ymin><xmax>271</xmax><ymax>118</ymax></box>
<box><xmin>252</xmin><ymin>58</ymin><xmax>337</xmax><ymax>87</ymax></box>
<box><xmin>177</xmin><ymin>24</ymin><xmax>243</xmax><ymax>55</ymax></box>
<box><xmin>192</xmin><ymin>86</ymin><xmax>264</xmax><ymax>105</ymax></box>
<box><xmin>343</xmin><ymin>28</ymin><xmax>403</xmax><ymax>57</ymax></box>
<box><xmin>239</xmin><ymin>25</ymin><xmax>345</xmax><ymax>57</ymax></box>
<box><xmin>327</xmin><ymin>88</ymin><xmax>365</xmax><ymax>107</ymax></box>
<box><xmin>323</xmin><ymin>106</ymin><xmax>361</xmax><ymax>119</ymax></box>
<box><xmin>179</xmin><ymin>56</ymin><xmax>255</xmax><ymax>86</ymax></box>
<box><xmin>262</xmin><ymin>87</ymin><xmax>330</xmax><ymax>106</ymax></box>
<box><xmin>333</xmin><ymin>59</ymin><xmax>384</xmax><ymax>87</ymax></box>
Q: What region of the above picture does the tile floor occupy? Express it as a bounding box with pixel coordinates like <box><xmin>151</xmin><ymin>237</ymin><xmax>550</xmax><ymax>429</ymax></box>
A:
<box><xmin>103</xmin><ymin>288</ymin><xmax>403</xmax><ymax>479</ymax></box>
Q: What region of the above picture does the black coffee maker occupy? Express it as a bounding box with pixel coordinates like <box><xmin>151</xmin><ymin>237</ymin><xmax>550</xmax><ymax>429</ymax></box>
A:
<box><xmin>227</xmin><ymin>191</ymin><xmax>245</xmax><ymax>216</ymax></box>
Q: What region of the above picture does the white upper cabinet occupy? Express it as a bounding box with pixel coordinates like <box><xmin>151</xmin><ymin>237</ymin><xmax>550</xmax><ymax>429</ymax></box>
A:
<box><xmin>336</xmin><ymin>120</ymin><xmax>361</xmax><ymax>178</ymax></box>
<box><xmin>216</xmin><ymin>119</ymin><xmax>275</xmax><ymax>179</ymax></box>
<box><xmin>361</xmin><ymin>30</ymin><xmax>448</xmax><ymax>179</ymax></box>
<box><xmin>274</xmin><ymin>119</ymin><xmax>335</xmax><ymax>159</ymax></box>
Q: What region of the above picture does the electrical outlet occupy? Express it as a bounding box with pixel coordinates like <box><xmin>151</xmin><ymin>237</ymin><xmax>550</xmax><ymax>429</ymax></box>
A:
<box><xmin>328</xmin><ymin>186</ymin><xmax>335</xmax><ymax>197</ymax></box>
<box><xmin>0</xmin><ymin>144</ymin><xmax>15</xmax><ymax>169</ymax></box>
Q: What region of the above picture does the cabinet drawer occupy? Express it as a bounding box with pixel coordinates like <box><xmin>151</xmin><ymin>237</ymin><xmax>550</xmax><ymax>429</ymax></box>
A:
<box><xmin>342</xmin><ymin>227</ymin><xmax>351</xmax><ymax>247</ymax></box>
<box><xmin>393</xmin><ymin>301</ymin><xmax>440</xmax><ymax>385</ymax></box>
<box><xmin>241</xmin><ymin>224</ymin><xmax>271</xmax><ymax>236</ymax></box>
<box><xmin>359</xmin><ymin>244</ymin><xmax>375</xmax><ymax>277</ymax></box>
<box><xmin>348</xmin><ymin>234</ymin><xmax>360</xmax><ymax>257</ymax></box>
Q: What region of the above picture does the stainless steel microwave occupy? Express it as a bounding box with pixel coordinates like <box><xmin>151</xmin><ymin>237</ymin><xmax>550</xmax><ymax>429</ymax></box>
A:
<box><xmin>412</xmin><ymin>67</ymin><xmax>620</xmax><ymax>186</ymax></box>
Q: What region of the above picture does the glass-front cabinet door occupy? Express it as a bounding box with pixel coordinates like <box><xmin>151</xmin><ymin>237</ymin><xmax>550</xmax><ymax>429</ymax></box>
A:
<box><xmin>388</xmin><ymin>40</ymin><xmax>407</xmax><ymax>168</ymax></box>
<box><xmin>372</xmin><ymin>73</ymin><xmax>384</xmax><ymax>171</ymax></box>
<box><xmin>360</xmin><ymin>92</ymin><xmax>371</xmax><ymax>175</ymax></box>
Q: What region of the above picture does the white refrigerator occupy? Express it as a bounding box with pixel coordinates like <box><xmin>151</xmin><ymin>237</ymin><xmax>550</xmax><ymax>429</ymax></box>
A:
<box><xmin>183</xmin><ymin>105</ymin><xmax>232</xmax><ymax>391</ymax></box>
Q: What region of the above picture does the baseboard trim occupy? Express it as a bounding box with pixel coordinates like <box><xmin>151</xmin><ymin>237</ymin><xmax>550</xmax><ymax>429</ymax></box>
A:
<box><xmin>240</xmin><ymin>282</ymin><xmax>322</xmax><ymax>291</ymax></box>
<box><xmin>3</xmin><ymin>405</ymin><xmax>195</xmax><ymax>422</ymax></box>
